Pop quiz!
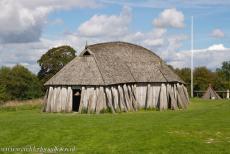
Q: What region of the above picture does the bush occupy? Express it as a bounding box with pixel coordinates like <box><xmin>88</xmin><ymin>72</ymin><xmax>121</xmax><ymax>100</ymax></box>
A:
<box><xmin>0</xmin><ymin>85</ymin><xmax>10</xmax><ymax>104</ymax></box>
<box><xmin>0</xmin><ymin>65</ymin><xmax>43</xmax><ymax>102</ymax></box>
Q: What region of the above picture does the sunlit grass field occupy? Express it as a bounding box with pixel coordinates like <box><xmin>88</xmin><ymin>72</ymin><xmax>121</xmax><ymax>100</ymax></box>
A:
<box><xmin>0</xmin><ymin>98</ymin><xmax>229</xmax><ymax>154</ymax></box>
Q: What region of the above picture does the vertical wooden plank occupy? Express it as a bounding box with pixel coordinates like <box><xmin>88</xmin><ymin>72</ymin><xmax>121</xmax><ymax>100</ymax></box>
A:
<box><xmin>46</xmin><ymin>87</ymin><xmax>53</xmax><ymax>112</ymax></box>
<box><xmin>159</xmin><ymin>83</ymin><xmax>168</xmax><ymax>110</ymax></box>
<box><xmin>112</xmin><ymin>86</ymin><xmax>120</xmax><ymax>112</ymax></box>
<box><xmin>118</xmin><ymin>85</ymin><xmax>127</xmax><ymax>112</ymax></box>
<box><xmin>153</xmin><ymin>85</ymin><xmax>160</xmax><ymax>109</ymax></box>
<box><xmin>51</xmin><ymin>87</ymin><xmax>57</xmax><ymax>112</ymax></box>
<box><xmin>78</xmin><ymin>86</ymin><xmax>85</xmax><ymax>113</ymax></box>
<box><xmin>176</xmin><ymin>84</ymin><xmax>185</xmax><ymax>109</ymax></box>
<box><xmin>173</xmin><ymin>84</ymin><xmax>178</xmax><ymax>106</ymax></box>
<box><xmin>95</xmin><ymin>86</ymin><xmax>106</xmax><ymax>113</ymax></box>
<box><xmin>87</xmin><ymin>88</ymin><xmax>94</xmax><ymax>114</ymax></box>
<box><xmin>60</xmin><ymin>87</ymin><xmax>67</xmax><ymax>112</ymax></box>
<box><xmin>123</xmin><ymin>84</ymin><xmax>133</xmax><ymax>111</ymax></box>
<box><xmin>167</xmin><ymin>84</ymin><xmax>177</xmax><ymax>110</ymax></box>
<box><xmin>128</xmin><ymin>85</ymin><xmax>138</xmax><ymax>111</ymax></box>
<box><xmin>152</xmin><ymin>86</ymin><xmax>156</xmax><ymax>109</ymax></box>
<box><xmin>95</xmin><ymin>87</ymin><xmax>101</xmax><ymax>114</ymax></box>
<box><xmin>95</xmin><ymin>87</ymin><xmax>100</xmax><ymax>113</ymax></box>
<box><xmin>55</xmin><ymin>87</ymin><xmax>61</xmax><ymax>112</ymax></box>
<box><xmin>91</xmin><ymin>89</ymin><xmax>97</xmax><ymax>113</ymax></box>
<box><xmin>182</xmin><ymin>84</ymin><xmax>190</xmax><ymax>104</ymax></box>
<box><xmin>43</xmin><ymin>88</ymin><xmax>49</xmax><ymax>112</ymax></box>
<box><xmin>101</xmin><ymin>87</ymin><xmax>107</xmax><ymax>110</ymax></box>
<box><xmin>105</xmin><ymin>87</ymin><xmax>115</xmax><ymax>113</ymax></box>
<box><xmin>132</xmin><ymin>84</ymin><xmax>140</xmax><ymax>109</ymax></box>
<box><xmin>138</xmin><ymin>84</ymin><xmax>147</xmax><ymax>109</ymax></box>
<box><xmin>146</xmin><ymin>84</ymin><xmax>153</xmax><ymax>109</ymax></box>
<box><xmin>65</xmin><ymin>87</ymin><xmax>72</xmax><ymax>112</ymax></box>
<box><xmin>143</xmin><ymin>85</ymin><xmax>148</xmax><ymax>109</ymax></box>
<box><xmin>178</xmin><ymin>84</ymin><xmax>187</xmax><ymax>108</ymax></box>
<box><xmin>83</xmin><ymin>87</ymin><xmax>90</xmax><ymax>112</ymax></box>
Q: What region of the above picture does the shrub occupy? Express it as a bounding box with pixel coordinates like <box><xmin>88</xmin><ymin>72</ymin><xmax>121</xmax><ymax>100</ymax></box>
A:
<box><xmin>0</xmin><ymin>65</ymin><xmax>43</xmax><ymax>102</ymax></box>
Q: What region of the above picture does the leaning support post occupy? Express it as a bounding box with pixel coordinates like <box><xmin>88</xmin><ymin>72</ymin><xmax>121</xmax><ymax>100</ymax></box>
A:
<box><xmin>111</xmin><ymin>86</ymin><xmax>120</xmax><ymax>112</ymax></box>
<box><xmin>123</xmin><ymin>84</ymin><xmax>133</xmax><ymax>111</ymax></box>
<box><xmin>105</xmin><ymin>87</ymin><xmax>115</xmax><ymax>113</ymax></box>
<box><xmin>118</xmin><ymin>85</ymin><xmax>127</xmax><ymax>112</ymax></box>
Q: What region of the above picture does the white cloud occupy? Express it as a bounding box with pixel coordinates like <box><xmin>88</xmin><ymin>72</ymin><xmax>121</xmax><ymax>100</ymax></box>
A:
<box><xmin>158</xmin><ymin>34</ymin><xmax>187</xmax><ymax>62</ymax></box>
<box><xmin>119</xmin><ymin>28</ymin><xmax>167</xmax><ymax>50</ymax></box>
<box><xmin>210</xmin><ymin>29</ymin><xmax>225</xmax><ymax>38</ymax></box>
<box><xmin>0</xmin><ymin>34</ymin><xmax>87</xmax><ymax>73</ymax></box>
<box><xmin>0</xmin><ymin>0</ymin><xmax>100</xmax><ymax>43</ymax></box>
<box><xmin>168</xmin><ymin>44</ymin><xmax>230</xmax><ymax>70</ymax></box>
<box><xmin>78</xmin><ymin>6</ymin><xmax>132</xmax><ymax>37</ymax></box>
<box><xmin>208</xmin><ymin>44</ymin><xmax>226</xmax><ymax>50</ymax></box>
<box><xmin>153</xmin><ymin>8</ymin><xmax>184</xmax><ymax>28</ymax></box>
<box><xmin>1</xmin><ymin>4</ymin><xmax>225</xmax><ymax>74</ymax></box>
<box><xmin>143</xmin><ymin>38</ymin><xmax>164</xmax><ymax>47</ymax></box>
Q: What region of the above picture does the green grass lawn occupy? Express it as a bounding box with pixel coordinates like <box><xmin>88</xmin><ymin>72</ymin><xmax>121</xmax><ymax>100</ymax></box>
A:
<box><xmin>0</xmin><ymin>99</ymin><xmax>230</xmax><ymax>154</ymax></box>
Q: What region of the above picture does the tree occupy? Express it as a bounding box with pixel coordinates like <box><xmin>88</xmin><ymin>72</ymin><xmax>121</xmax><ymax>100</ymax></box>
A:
<box><xmin>0</xmin><ymin>67</ymin><xmax>11</xmax><ymax>103</ymax></box>
<box><xmin>0</xmin><ymin>65</ymin><xmax>42</xmax><ymax>102</ymax></box>
<box><xmin>175</xmin><ymin>68</ymin><xmax>191</xmax><ymax>84</ymax></box>
<box><xmin>193</xmin><ymin>67</ymin><xmax>216</xmax><ymax>91</ymax></box>
<box><xmin>37</xmin><ymin>45</ymin><xmax>76</xmax><ymax>85</ymax></box>
<box><xmin>216</xmin><ymin>61</ymin><xmax>230</xmax><ymax>89</ymax></box>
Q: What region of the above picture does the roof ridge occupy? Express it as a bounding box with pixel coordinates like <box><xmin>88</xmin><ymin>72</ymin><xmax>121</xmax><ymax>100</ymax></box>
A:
<box><xmin>88</xmin><ymin>41</ymin><xmax>162</xmax><ymax>60</ymax></box>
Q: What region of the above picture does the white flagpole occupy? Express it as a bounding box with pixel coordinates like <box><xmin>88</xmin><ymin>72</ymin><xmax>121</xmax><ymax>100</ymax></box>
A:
<box><xmin>191</xmin><ymin>16</ymin><xmax>194</xmax><ymax>98</ymax></box>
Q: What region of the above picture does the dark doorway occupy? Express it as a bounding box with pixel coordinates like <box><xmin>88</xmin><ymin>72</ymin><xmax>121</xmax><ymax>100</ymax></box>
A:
<box><xmin>72</xmin><ymin>89</ymin><xmax>81</xmax><ymax>112</ymax></box>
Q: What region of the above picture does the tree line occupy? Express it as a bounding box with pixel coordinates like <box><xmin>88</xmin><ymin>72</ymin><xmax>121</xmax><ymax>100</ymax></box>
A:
<box><xmin>174</xmin><ymin>62</ymin><xmax>230</xmax><ymax>97</ymax></box>
<box><xmin>0</xmin><ymin>46</ymin><xmax>76</xmax><ymax>104</ymax></box>
<box><xmin>0</xmin><ymin>45</ymin><xmax>229</xmax><ymax>103</ymax></box>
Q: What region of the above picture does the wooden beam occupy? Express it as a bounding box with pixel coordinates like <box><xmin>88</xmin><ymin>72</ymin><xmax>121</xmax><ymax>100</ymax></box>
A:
<box><xmin>105</xmin><ymin>87</ymin><xmax>115</xmax><ymax>113</ymax></box>
<box><xmin>128</xmin><ymin>85</ymin><xmax>138</xmax><ymax>111</ymax></box>
<box><xmin>111</xmin><ymin>86</ymin><xmax>120</xmax><ymax>112</ymax></box>
<box><xmin>118</xmin><ymin>85</ymin><xmax>127</xmax><ymax>112</ymax></box>
<box><xmin>46</xmin><ymin>87</ymin><xmax>53</xmax><ymax>112</ymax></box>
<box><xmin>159</xmin><ymin>84</ymin><xmax>168</xmax><ymax>110</ymax></box>
<box><xmin>146</xmin><ymin>84</ymin><xmax>153</xmax><ymax>109</ymax></box>
<box><xmin>123</xmin><ymin>84</ymin><xmax>133</xmax><ymax>111</ymax></box>
<box><xmin>60</xmin><ymin>87</ymin><xmax>67</xmax><ymax>112</ymax></box>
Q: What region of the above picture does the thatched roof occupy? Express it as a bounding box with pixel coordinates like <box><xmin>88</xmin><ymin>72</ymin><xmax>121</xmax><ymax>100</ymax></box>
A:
<box><xmin>45</xmin><ymin>42</ymin><xmax>184</xmax><ymax>86</ymax></box>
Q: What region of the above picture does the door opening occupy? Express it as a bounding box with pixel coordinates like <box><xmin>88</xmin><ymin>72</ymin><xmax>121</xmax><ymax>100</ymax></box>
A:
<box><xmin>72</xmin><ymin>89</ymin><xmax>81</xmax><ymax>112</ymax></box>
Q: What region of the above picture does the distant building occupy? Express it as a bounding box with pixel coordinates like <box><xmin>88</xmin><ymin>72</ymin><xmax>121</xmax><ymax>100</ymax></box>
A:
<box><xmin>44</xmin><ymin>42</ymin><xmax>189</xmax><ymax>113</ymax></box>
<box><xmin>202</xmin><ymin>84</ymin><xmax>221</xmax><ymax>99</ymax></box>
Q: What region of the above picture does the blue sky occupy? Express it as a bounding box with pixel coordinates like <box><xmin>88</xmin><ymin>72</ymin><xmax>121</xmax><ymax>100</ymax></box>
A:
<box><xmin>44</xmin><ymin>0</ymin><xmax>230</xmax><ymax>49</ymax></box>
<box><xmin>0</xmin><ymin>0</ymin><xmax>229</xmax><ymax>72</ymax></box>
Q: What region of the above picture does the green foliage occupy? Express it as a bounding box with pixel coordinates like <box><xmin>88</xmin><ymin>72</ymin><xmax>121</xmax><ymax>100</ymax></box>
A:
<box><xmin>0</xmin><ymin>65</ymin><xmax>42</xmax><ymax>102</ymax></box>
<box><xmin>0</xmin><ymin>85</ymin><xmax>9</xmax><ymax>104</ymax></box>
<box><xmin>80</xmin><ymin>107</ymin><xmax>88</xmax><ymax>114</ymax></box>
<box><xmin>216</xmin><ymin>61</ymin><xmax>230</xmax><ymax>89</ymax></box>
<box><xmin>175</xmin><ymin>67</ymin><xmax>191</xmax><ymax>84</ymax></box>
<box><xmin>193</xmin><ymin>67</ymin><xmax>216</xmax><ymax>91</ymax></box>
<box><xmin>100</xmin><ymin>107</ymin><xmax>113</xmax><ymax>113</ymax></box>
<box><xmin>174</xmin><ymin>61</ymin><xmax>230</xmax><ymax>97</ymax></box>
<box><xmin>37</xmin><ymin>45</ymin><xmax>76</xmax><ymax>85</ymax></box>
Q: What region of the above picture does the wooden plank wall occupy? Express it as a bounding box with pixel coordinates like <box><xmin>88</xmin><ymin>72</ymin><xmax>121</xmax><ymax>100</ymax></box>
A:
<box><xmin>45</xmin><ymin>83</ymin><xmax>189</xmax><ymax>113</ymax></box>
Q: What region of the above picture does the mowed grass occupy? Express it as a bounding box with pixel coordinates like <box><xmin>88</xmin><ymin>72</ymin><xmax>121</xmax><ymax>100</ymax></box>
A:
<box><xmin>0</xmin><ymin>99</ymin><xmax>230</xmax><ymax>154</ymax></box>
